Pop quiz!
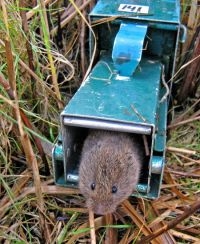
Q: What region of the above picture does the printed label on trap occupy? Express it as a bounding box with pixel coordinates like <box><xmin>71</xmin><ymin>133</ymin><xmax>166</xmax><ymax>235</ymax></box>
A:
<box><xmin>118</xmin><ymin>4</ymin><xmax>149</xmax><ymax>14</ymax></box>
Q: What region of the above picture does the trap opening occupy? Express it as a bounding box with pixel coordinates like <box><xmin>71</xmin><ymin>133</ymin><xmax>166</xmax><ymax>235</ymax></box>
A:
<box><xmin>53</xmin><ymin>118</ymin><xmax>165</xmax><ymax>199</ymax></box>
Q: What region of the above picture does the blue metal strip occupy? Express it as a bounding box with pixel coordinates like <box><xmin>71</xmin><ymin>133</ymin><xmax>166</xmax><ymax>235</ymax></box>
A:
<box><xmin>112</xmin><ymin>23</ymin><xmax>147</xmax><ymax>76</ymax></box>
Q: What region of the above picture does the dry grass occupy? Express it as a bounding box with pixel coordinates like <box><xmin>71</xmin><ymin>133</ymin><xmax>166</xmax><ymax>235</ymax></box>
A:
<box><xmin>0</xmin><ymin>0</ymin><xmax>199</xmax><ymax>243</ymax></box>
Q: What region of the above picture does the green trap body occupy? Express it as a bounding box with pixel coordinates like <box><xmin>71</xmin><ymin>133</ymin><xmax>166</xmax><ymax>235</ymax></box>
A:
<box><xmin>53</xmin><ymin>0</ymin><xmax>186</xmax><ymax>198</ymax></box>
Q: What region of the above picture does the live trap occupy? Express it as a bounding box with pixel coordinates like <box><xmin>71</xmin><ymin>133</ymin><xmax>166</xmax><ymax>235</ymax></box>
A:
<box><xmin>52</xmin><ymin>0</ymin><xmax>186</xmax><ymax>198</ymax></box>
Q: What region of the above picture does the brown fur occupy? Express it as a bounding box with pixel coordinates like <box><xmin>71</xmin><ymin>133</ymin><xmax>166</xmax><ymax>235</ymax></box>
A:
<box><xmin>79</xmin><ymin>130</ymin><xmax>142</xmax><ymax>215</ymax></box>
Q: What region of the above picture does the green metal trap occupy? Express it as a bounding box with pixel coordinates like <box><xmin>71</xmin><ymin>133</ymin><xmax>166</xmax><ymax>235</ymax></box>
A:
<box><xmin>53</xmin><ymin>0</ymin><xmax>186</xmax><ymax>198</ymax></box>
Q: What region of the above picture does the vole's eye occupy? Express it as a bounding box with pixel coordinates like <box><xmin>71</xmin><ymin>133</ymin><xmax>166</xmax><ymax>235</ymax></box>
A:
<box><xmin>91</xmin><ymin>183</ymin><xmax>95</xmax><ymax>190</ymax></box>
<box><xmin>111</xmin><ymin>186</ymin><xmax>118</xmax><ymax>193</ymax></box>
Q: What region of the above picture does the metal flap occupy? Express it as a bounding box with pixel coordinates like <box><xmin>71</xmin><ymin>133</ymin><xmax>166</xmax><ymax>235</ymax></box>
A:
<box><xmin>112</xmin><ymin>23</ymin><xmax>147</xmax><ymax>76</ymax></box>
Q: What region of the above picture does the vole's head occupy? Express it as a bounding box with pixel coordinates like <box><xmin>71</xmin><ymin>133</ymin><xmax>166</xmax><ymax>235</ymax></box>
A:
<box><xmin>79</xmin><ymin>142</ymin><xmax>140</xmax><ymax>215</ymax></box>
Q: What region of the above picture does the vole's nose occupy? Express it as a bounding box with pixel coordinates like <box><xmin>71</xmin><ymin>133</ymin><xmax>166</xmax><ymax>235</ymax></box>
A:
<box><xmin>94</xmin><ymin>204</ymin><xmax>115</xmax><ymax>215</ymax></box>
<box><xmin>93</xmin><ymin>204</ymin><xmax>105</xmax><ymax>215</ymax></box>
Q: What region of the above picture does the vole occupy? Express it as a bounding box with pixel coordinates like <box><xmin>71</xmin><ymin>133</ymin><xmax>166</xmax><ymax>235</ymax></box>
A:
<box><xmin>79</xmin><ymin>130</ymin><xmax>142</xmax><ymax>215</ymax></box>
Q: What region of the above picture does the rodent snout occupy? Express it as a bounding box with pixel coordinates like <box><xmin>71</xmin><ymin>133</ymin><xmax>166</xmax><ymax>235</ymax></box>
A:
<box><xmin>88</xmin><ymin>200</ymin><xmax>117</xmax><ymax>215</ymax></box>
<box><xmin>85</xmin><ymin>196</ymin><xmax>117</xmax><ymax>215</ymax></box>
